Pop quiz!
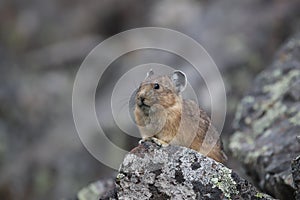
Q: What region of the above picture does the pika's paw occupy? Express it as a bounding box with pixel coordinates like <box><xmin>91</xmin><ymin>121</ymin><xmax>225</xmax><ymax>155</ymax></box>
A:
<box><xmin>139</xmin><ymin>137</ymin><xmax>169</xmax><ymax>147</ymax></box>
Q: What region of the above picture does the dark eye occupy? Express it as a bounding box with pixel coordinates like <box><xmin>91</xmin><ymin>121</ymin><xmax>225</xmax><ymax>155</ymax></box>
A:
<box><xmin>153</xmin><ymin>83</ymin><xmax>160</xmax><ymax>90</ymax></box>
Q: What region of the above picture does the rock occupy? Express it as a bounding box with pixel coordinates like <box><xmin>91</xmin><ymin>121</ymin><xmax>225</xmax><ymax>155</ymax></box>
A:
<box><xmin>292</xmin><ymin>155</ymin><xmax>300</xmax><ymax>199</ymax></box>
<box><xmin>77</xmin><ymin>178</ymin><xmax>116</xmax><ymax>200</ymax></box>
<box><xmin>229</xmin><ymin>33</ymin><xmax>300</xmax><ymax>200</ymax></box>
<box><xmin>99</xmin><ymin>140</ymin><xmax>273</xmax><ymax>200</ymax></box>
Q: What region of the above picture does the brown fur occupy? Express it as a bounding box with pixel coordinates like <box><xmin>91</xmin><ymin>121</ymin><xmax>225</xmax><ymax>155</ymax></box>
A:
<box><xmin>134</xmin><ymin>73</ymin><xmax>227</xmax><ymax>163</ymax></box>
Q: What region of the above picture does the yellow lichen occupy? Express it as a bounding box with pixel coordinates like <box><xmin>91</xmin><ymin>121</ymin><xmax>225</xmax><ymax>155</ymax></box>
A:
<box><xmin>211</xmin><ymin>167</ymin><xmax>238</xmax><ymax>199</ymax></box>
<box><xmin>290</xmin><ymin>112</ymin><xmax>300</xmax><ymax>126</ymax></box>
<box><xmin>263</xmin><ymin>70</ymin><xmax>300</xmax><ymax>101</ymax></box>
<box><xmin>255</xmin><ymin>192</ymin><xmax>264</xmax><ymax>198</ymax></box>
<box><xmin>252</xmin><ymin>102</ymin><xmax>287</xmax><ymax>136</ymax></box>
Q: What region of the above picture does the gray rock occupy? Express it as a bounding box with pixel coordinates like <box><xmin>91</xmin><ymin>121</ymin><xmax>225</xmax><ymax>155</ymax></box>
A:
<box><xmin>77</xmin><ymin>178</ymin><xmax>116</xmax><ymax>200</ymax></box>
<box><xmin>229</xmin><ymin>34</ymin><xmax>300</xmax><ymax>200</ymax></box>
<box><xmin>292</xmin><ymin>155</ymin><xmax>300</xmax><ymax>200</ymax></box>
<box><xmin>107</xmin><ymin>141</ymin><xmax>273</xmax><ymax>200</ymax></box>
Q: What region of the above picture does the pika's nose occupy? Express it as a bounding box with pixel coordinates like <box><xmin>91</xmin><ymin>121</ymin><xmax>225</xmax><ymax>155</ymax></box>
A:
<box><xmin>140</xmin><ymin>96</ymin><xmax>145</xmax><ymax>103</ymax></box>
<box><xmin>137</xmin><ymin>96</ymin><xmax>145</xmax><ymax>106</ymax></box>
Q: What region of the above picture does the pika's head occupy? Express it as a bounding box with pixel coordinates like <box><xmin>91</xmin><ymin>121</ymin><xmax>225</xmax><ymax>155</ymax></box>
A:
<box><xmin>135</xmin><ymin>70</ymin><xmax>187</xmax><ymax>115</ymax></box>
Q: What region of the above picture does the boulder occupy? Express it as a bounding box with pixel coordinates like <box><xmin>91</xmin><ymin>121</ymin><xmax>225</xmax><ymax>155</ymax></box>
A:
<box><xmin>98</xmin><ymin>141</ymin><xmax>272</xmax><ymax>200</ymax></box>
<box><xmin>229</xmin><ymin>34</ymin><xmax>300</xmax><ymax>199</ymax></box>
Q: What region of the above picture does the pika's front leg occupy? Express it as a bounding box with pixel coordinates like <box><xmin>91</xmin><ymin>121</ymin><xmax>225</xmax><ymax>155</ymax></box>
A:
<box><xmin>138</xmin><ymin>104</ymin><xmax>169</xmax><ymax>147</ymax></box>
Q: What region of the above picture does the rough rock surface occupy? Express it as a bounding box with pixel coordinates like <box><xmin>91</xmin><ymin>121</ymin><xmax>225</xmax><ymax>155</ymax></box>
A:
<box><xmin>292</xmin><ymin>155</ymin><xmax>300</xmax><ymax>200</ymax></box>
<box><xmin>95</xmin><ymin>140</ymin><xmax>273</xmax><ymax>200</ymax></box>
<box><xmin>229</xmin><ymin>34</ymin><xmax>300</xmax><ymax>200</ymax></box>
<box><xmin>76</xmin><ymin>178</ymin><xmax>116</xmax><ymax>200</ymax></box>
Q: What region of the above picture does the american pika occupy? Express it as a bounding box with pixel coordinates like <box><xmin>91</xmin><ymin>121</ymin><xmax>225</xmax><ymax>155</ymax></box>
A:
<box><xmin>134</xmin><ymin>70</ymin><xmax>227</xmax><ymax>163</ymax></box>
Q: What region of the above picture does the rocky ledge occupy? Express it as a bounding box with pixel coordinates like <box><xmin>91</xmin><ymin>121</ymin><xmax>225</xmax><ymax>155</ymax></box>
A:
<box><xmin>77</xmin><ymin>140</ymin><xmax>273</xmax><ymax>200</ymax></box>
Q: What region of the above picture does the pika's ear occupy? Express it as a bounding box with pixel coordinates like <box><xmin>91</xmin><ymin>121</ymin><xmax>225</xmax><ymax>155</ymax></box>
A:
<box><xmin>171</xmin><ymin>70</ymin><xmax>187</xmax><ymax>93</ymax></box>
<box><xmin>145</xmin><ymin>69</ymin><xmax>154</xmax><ymax>80</ymax></box>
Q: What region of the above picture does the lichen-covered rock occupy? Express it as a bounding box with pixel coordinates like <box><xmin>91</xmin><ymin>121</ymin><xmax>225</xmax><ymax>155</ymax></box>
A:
<box><xmin>112</xmin><ymin>141</ymin><xmax>272</xmax><ymax>200</ymax></box>
<box><xmin>292</xmin><ymin>155</ymin><xmax>300</xmax><ymax>200</ymax></box>
<box><xmin>77</xmin><ymin>178</ymin><xmax>115</xmax><ymax>200</ymax></box>
<box><xmin>229</xmin><ymin>34</ymin><xmax>300</xmax><ymax>200</ymax></box>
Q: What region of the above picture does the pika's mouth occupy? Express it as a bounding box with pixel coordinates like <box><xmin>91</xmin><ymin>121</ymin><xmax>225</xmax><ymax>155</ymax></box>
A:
<box><xmin>137</xmin><ymin>97</ymin><xmax>151</xmax><ymax>115</ymax></box>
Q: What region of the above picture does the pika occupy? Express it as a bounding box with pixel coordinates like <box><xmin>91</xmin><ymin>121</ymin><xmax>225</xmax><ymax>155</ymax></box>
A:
<box><xmin>134</xmin><ymin>70</ymin><xmax>227</xmax><ymax>163</ymax></box>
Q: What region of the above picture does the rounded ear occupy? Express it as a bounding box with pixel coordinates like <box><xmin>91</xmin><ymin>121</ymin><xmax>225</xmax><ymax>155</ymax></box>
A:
<box><xmin>145</xmin><ymin>69</ymin><xmax>154</xmax><ymax>80</ymax></box>
<box><xmin>171</xmin><ymin>70</ymin><xmax>187</xmax><ymax>93</ymax></box>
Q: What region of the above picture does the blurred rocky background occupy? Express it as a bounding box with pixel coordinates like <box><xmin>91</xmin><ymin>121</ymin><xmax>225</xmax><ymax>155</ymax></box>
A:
<box><xmin>1</xmin><ymin>0</ymin><xmax>300</xmax><ymax>199</ymax></box>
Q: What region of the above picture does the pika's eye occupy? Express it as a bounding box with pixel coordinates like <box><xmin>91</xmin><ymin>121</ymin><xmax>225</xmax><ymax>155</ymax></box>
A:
<box><xmin>153</xmin><ymin>83</ymin><xmax>160</xmax><ymax>90</ymax></box>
